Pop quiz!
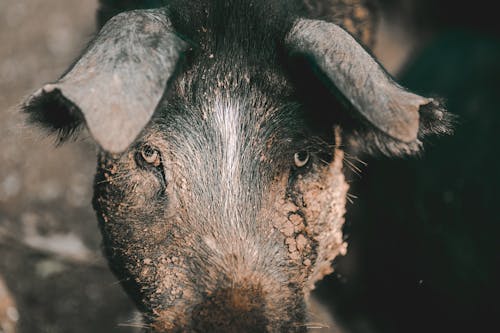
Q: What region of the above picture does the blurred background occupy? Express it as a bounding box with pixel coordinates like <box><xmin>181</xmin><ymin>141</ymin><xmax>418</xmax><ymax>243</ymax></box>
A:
<box><xmin>0</xmin><ymin>0</ymin><xmax>498</xmax><ymax>332</ymax></box>
<box><xmin>318</xmin><ymin>1</ymin><xmax>500</xmax><ymax>333</ymax></box>
<box><xmin>0</xmin><ymin>1</ymin><xmax>139</xmax><ymax>332</ymax></box>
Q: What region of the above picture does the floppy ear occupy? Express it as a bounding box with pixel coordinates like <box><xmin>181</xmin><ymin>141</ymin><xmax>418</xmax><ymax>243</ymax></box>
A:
<box><xmin>23</xmin><ymin>8</ymin><xmax>187</xmax><ymax>153</ymax></box>
<box><xmin>285</xmin><ymin>19</ymin><xmax>453</xmax><ymax>156</ymax></box>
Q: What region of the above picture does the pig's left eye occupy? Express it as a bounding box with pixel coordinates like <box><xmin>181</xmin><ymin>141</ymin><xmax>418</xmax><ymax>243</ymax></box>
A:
<box><xmin>136</xmin><ymin>145</ymin><xmax>162</xmax><ymax>168</ymax></box>
<box><xmin>294</xmin><ymin>151</ymin><xmax>310</xmax><ymax>168</ymax></box>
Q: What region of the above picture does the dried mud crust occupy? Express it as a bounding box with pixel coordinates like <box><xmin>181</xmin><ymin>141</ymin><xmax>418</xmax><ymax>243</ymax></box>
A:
<box><xmin>272</xmin><ymin>145</ymin><xmax>348</xmax><ymax>294</ymax></box>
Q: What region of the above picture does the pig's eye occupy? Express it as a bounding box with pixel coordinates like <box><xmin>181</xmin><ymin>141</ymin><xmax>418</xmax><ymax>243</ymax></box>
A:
<box><xmin>136</xmin><ymin>145</ymin><xmax>162</xmax><ymax>168</ymax></box>
<box><xmin>294</xmin><ymin>151</ymin><xmax>310</xmax><ymax>168</ymax></box>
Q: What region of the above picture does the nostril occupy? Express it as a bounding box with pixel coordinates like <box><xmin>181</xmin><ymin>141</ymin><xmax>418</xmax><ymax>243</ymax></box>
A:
<box><xmin>191</xmin><ymin>286</ymin><xmax>268</xmax><ymax>333</ymax></box>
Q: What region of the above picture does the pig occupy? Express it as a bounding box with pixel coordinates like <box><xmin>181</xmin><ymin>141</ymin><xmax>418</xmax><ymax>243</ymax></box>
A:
<box><xmin>21</xmin><ymin>0</ymin><xmax>453</xmax><ymax>331</ymax></box>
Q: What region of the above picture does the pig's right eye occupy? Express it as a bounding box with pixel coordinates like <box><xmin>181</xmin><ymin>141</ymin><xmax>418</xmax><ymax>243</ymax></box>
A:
<box><xmin>135</xmin><ymin>145</ymin><xmax>162</xmax><ymax>169</ymax></box>
<box><xmin>294</xmin><ymin>151</ymin><xmax>310</xmax><ymax>168</ymax></box>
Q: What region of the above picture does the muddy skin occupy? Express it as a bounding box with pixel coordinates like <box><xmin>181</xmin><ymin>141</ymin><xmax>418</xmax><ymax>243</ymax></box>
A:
<box><xmin>93</xmin><ymin>106</ymin><xmax>346</xmax><ymax>332</ymax></box>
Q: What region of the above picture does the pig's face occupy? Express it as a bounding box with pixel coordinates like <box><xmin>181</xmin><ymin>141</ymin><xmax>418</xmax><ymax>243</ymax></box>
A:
<box><xmin>92</xmin><ymin>67</ymin><xmax>349</xmax><ymax>330</ymax></box>
<box><xmin>22</xmin><ymin>2</ymin><xmax>452</xmax><ymax>332</ymax></box>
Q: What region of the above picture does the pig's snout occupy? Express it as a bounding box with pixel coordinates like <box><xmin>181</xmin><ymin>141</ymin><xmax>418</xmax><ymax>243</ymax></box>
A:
<box><xmin>149</xmin><ymin>275</ymin><xmax>305</xmax><ymax>332</ymax></box>
<box><xmin>190</xmin><ymin>285</ymin><xmax>267</xmax><ymax>332</ymax></box>
<box><xmin>150</xmin><ymin>285</ymin><xmax>278</xmax><ymax>332</ymax></box>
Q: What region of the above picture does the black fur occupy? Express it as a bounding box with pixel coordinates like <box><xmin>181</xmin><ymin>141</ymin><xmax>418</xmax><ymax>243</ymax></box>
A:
<box><xmin>22</xmin><ymin>89</ymin><xmax>84</xmax><ymax>144</ymax></box>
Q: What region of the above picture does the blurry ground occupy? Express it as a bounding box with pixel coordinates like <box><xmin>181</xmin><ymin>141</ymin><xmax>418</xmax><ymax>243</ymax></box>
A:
<box><xmin>0</xmin><ymin>1</ymin><xmax>139</xmax><ymax>332</ymax></box>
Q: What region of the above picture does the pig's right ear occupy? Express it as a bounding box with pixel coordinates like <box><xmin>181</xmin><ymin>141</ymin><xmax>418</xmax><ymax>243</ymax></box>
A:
<box><xmin>22</xmin><ymin>9</ymin><xmax>187</xmax><ymax>154</ymax></box>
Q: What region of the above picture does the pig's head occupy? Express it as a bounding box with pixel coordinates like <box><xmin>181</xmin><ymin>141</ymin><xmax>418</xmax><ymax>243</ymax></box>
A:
<box><xmin>22</xmin><ymin>1</ymin><xmax>452</xmax><ymax>331</ymax></box>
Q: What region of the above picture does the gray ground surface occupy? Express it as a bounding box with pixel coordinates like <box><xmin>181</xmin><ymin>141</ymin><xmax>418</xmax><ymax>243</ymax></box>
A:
<box><xmin>0</xmin><ymin>1</ymin><xmax>139</xmax><ymax>332</ymax></box>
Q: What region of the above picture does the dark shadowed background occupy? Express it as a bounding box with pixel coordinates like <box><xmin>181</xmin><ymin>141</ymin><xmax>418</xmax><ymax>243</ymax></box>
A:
<box><xmin>1</xmin><ymin>1</ymin><xmax>498</xmax><ymax>332</ymax></box>
<box><xmin>318</xmin><ymin>1</ymin><xmax>500</xmax><ymax>333</ymax></box>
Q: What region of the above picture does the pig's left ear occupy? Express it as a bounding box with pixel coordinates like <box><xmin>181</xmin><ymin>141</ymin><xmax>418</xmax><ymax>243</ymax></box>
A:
<box><xmin>23</xmin><ymin>9</ymin><xmax>187</xmax><ymax>153</ymax></box>
<box><xmin>285</xmin><ymin>19</ymin><xmax>453</xmax><ymax>156</ymax></box>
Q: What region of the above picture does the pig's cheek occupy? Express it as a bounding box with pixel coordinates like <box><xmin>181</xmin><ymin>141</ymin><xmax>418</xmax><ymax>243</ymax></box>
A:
<box><xmin>271</xmin><ymin>154</ymin><xmax>348</xmax><ymax>290</ymax></box>
<box><xmin>115</xmin><ymin>168</ymin><xmax>167</xmax><ymax>209</ymax></box>
<box><xmin>134</xmin><ymin>254</ymin><xmax>195</xmax><ymax>309</ymax></box>
<box><xmin>96</xmin><ymin>206</ymin><xmax>194</xmax><ymax>314</ymax></box>
<box><xmin>298</xmin><ymin>149</ymin><xmax>349</xmax><ymax>292</ymax></box>
<box><xmin>272</xmin><ymin>184</ymin><xmax>318</xmax><ymax>286</ymax></box>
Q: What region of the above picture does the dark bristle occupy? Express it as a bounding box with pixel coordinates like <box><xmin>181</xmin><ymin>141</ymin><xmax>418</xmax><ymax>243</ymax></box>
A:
<box><xmin>418</xmin><ymin>99</ymin><xmax>457</xmax><ymax>138</ymax></box>
<box><xmin>344</xmin><ymin>102</ymin><xmax>457</xmax><ymax>158</ymax></box>
<box><xmin>23</xmin><ymin>89</ymin><xmax>85</xmax><ymax>144</ymax></box>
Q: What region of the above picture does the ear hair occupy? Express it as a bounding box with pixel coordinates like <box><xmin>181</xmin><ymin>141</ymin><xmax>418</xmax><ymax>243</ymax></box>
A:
<box><xmin>344</xmin><ymin>98</ymin><xmax>456</xmax><ymax>157</ymax></box>
<box><xmin>23</xmin><ymin>87</ymin><xmax>85</xmax><ymax>144</ymax></box>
